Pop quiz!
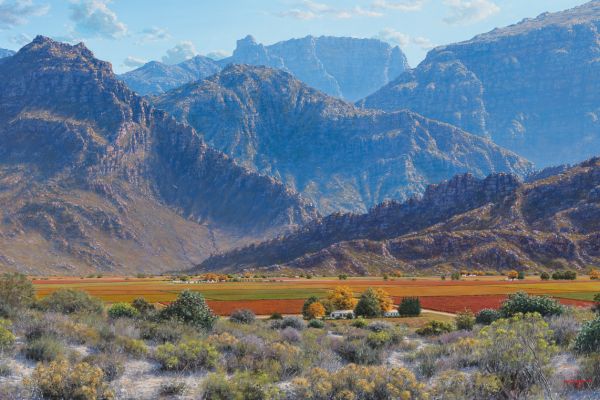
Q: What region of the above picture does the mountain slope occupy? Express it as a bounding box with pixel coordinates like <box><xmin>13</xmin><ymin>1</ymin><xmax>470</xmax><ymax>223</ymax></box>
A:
<box><xmin>119</xmin><ymin>35</ymin><xmax>408</xmax><ymax>100</ymax></box>
<box><xmin>0</xmin><ymin>36</ymin><xmax>317</xmax><ymax>275</ymax></box>
<box><xmin>197</xmin><ymin>158</ymin><xmax>600</xmax><ymax>275</ymax></box>
<box><xmin>119</xmin><ymin>56</ymin><xmax>221</xmax><ymax>96</ymax></box>
<box><xmin>155</xmin><ymin>64</ymin><xmax>532</xmax><ymax>214</ymax></box>
<box><xmin>360</xmin><ymin>1</ymin><xmax>600</xmax><ymax>167</ymax></box>
<box><xmin>0</xmin><ymin>48</ymin><xmax>14</xmax><ymax>58</ymax></box>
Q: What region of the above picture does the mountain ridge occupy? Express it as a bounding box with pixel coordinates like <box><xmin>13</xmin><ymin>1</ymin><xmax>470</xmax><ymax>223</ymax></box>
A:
<box><xmin>155</xmin><ymin>64</ymin><xmax>532</xmax><ymax>214</ymax></box>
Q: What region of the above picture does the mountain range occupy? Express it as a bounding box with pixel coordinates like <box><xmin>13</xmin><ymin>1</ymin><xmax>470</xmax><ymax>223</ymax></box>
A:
<box><xmin>0</xmin><ymin>48</ymin><xmax>14</xmax><ymax>58</ymax></box>
<box><xmin>360</xmin><ymin>1</ymin><xmax>600</xmax><ymax>167</ymax></box>
<box><xmin>198</xmin><ymin>158</ymin><xmax>600</xmax><ymax>275</ymax></box>
<box><xmin>120</xmin><ymin>35</ymin><xmax>408</xmax><ymax>101</ymax></box>
<box><xmin>155</xmin><ymin>64</ymin><xmax>531</xmax><ymax>214</ymax></box>
<box><xmin>0</xmin><ymin>36</ymin><xmax>316</xmax><ymax>275</ymax></box>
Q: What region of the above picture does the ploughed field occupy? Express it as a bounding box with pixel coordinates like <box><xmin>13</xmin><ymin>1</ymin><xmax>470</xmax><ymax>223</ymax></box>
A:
<box><xmin>31</xmin><ymin>276</ymin><xmax>598</xmax><ymax>315</ymax></box>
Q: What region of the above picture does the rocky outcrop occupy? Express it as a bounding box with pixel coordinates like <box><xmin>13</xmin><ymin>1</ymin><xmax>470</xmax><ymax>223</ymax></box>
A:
<box><xmin>0</xmin><ymin>36</ymin><xmax>317</xmax><ymax>275</ymax></box>
<box><xmin>119</xmin><ymin>35</ymin><xmax>408</xmax><ymax>100</ymax></box>
<box><xmin>196</xmin><ymin>158</ymin><xmax>600</xmax><ymax>275</ymax></box>
<box><xmin>118</xmin><ymin>56</ymin><xmax>221</xmax><ymax>96</ymax></box>
<box><xmin>156</xmin><ymin>64</ymin><xmax>532</xmax><ymax>214</ymax></box>
<box><xmin>360</xmin><ymin>1</ymin><xmax>600</xmax><ymax>167</ymax></box>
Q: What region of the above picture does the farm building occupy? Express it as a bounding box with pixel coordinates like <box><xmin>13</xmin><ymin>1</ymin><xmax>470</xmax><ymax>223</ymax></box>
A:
<box><xmin>330</xmin><ymin>310</ymin><xmax>355</xmax><ymax>319</ymax></box>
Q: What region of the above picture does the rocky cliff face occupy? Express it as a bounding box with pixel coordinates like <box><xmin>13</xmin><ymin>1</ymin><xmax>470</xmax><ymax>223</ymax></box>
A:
<box><xmin>197</xmin><ymin>158</ymin><xmax>600</xmax><ymax>275</ymax></box>
<box><xmin>360</xmin><ymin>1</ymin><xmax>600</xmax><ymax>167</ymax></box>
<box><xmin>221</xmin><ymin>35</ymin><xmax>408</xmax><ymax>101</ymax></box>
<box><xmin>0</xmin><ymin>36</ymin><xmax>317</xmax><ymax>275</ymax></box>
<box><xmin>119</xmin><ymin>35</ymin><xmax>408</xmax><ymax>100</ymax></box>
<box><xmin>118</xmin><ymin>56</ymin><xmax>221</xmax><ymax>96</ymax></box>
<box><xmin>156</xmin><ymin>64</ymin><xmax>532</xmax><ymax>214</ymax></box>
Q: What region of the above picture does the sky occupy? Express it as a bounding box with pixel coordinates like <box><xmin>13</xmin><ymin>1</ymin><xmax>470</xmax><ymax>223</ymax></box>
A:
<box><xmin>0</xmin><ymin>0</ymin><xmax>590</xmax><ymax>73</ymax></box>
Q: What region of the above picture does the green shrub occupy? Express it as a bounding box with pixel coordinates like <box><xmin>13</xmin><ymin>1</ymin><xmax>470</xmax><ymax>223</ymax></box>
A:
<box><xmin>540</xmin><ymin>272</ymin><xmax>550</xmax><ymax>280</ymax></box>
<box><xmin>302</xmin><ymin>296</ymin><xmax>320</xmax><ymax>319</ymax></box>
<box><xmin>475</xmin><ymin>309</ymin><xmax>501</xmax><ymax>325</ymax></box>
<box><xmin>517</xmin><ymin>271</ymin><xmax>525</xmax><ymax>280</ymax></box>
<box><xmin>351</xmin><ymin>318</ymin><xmax>368</xmax><ymax>328</ymax></box>
<box><xmin>116</xmin><ymin>336</ymin><xmax>148</xmax><ymax>357</ymax></box>
<box><xmin>131</xmin><ymin>297</ymin><xmax>156</xmax><ymax>318</ymax></box>
<box><xmin>0</xmin><ymin>319</ymin><xmax>15</xmax><ymax>352</ymax></box>
<box><xmin>82</xmin><ymin>352</ymin><xmax>125</xmax><ymax>381</ymax></box>
<box><xmin>398</xmin><ymin>297</ymin><xmax>421</xmax><ymax>317</ymax></box>
<box><xmin>552</xmin><ymin>270</ymin><xmax>577</xmax><ymax>280</ymax></box>
<box><xmin>229</xmin><ymin>309</ymin><xmax>256</xmax><ymax>324</ymax></box>
<box><xmin>0</xmin><ymin>273</ymin><xmax>35</xmax><ymax>316</ymax></box>
<box><xmin>269</xmin><ymin>312</ymin><xmax>283</xmax><ymax>320</ymax></box>
<box><xmin>107</xmin><ymin>302</ymin><xmax>139</xmax><ymax>319</ymax></box>
<box><xmin>159</xmin><ymin>381</ymin><xmax>187</xmax><ymax>396</ymax></box>
<box><xmin>580</xmin><ymin>353</ymin><xmax>600</xmax><ymax>388</ymax></box>
<box><xmin>416</xmin><ymin>320</ymin><xmax>454</xmax><ymax>336</ymax></box>
<box><xmin>24</xmin><ymin>336</ymin><xmax>64</xmax><ymax>362</ymax></box>
<box><xmin>308</xmin><ymin>319</ymin><xmax>324</xmax><ymax>329</ymax></box>
<box><xmin>28</xmin><ymin>359</ymin><xmax>114</xmax><ymax>400</ymax></box>
<box><xmin>334</xmin><ymin>338</ymin><xmax>382</xmax><ymax>364</ymax></box>
<box><xmin>270</xmin><ymin>316</ymin><xmax>305</xmax><ymax>330</ymax></box>
<box><xmin>476</xmin><ymin>313</ymin><xmax>558</xmax><ymax>397</ymax></box>
<box><xmin>500</xmin><ymin>291</ymin><xmax>563</xmax><ymax>317</ymax></box>
<box><xmin>455</xmin><ymin>310</ymin><xmax>476</xmax><ymax>331</ymax></box>
<box><xmin>451</xmin><ymin>272</ymin><xmax>461</xmax><ymax>281</ymax></box>
<box><xmin>574</xmin><ymin>317</ymin><xmax>600</xmax><ymax>354</ymax></box>
<box><xmin>203</xmin><ymin>372</ymin><xmax>281</xmax><ymax>400</ymax></box>
<box><xmin>432</xmin><ymin>370</ymin><xmax>502</xmax><ymax>399</ymax></box>
<box><xmin>0</xmin><ymin>363</ymin><xmax>10</xmax><ymax>377</ymax></box>
<box><xmin>155</xmin><ymin>339</ymin><xmax>218</xmax><ymax>371</ymax></box>
<box><xmin>138</xmin><ymin>320</ymin><xmax>191</xmax><ymax>343</ymax></box>
<box><xmin>38</xmin><ymin>289</ymin><xmax>104</xmax><ymax>315</ymax></box>
<box><xmin>160</xmin><ymin>291</ymin><xmax>217</xmax><ymax>330</ymax></box>
<box><xmin>354</xmin><ymin>288</ymin><xmax>382</xmax><ymax>318</ymax></box>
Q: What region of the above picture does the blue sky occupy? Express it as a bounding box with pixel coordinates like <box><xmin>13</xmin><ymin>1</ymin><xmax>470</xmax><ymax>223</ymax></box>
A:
<box><xmin>0</xmin><ymin>0</ymin><xmax>589</xmax><ymax>73</ymax></box>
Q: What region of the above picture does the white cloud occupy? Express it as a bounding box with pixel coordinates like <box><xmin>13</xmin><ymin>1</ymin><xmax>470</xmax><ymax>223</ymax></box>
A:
<box><xmin>137</xmin><ymin>26</ymin><xmax>170</xmax><ymax>44</ymax></box>
<box><xmin>371</xmin><ymin>0</ymin><xmax>425</xmax><ymax>12</ymax></box>
<box><xmin>206</xmin><ymin>50</ymin><xmax>229</xmax><ymax>60</ymax></box>
<box><xmin>162</xmin><ymin>41</ymin><xmax>198</xmax><ymax>65</ymax></box>
<box><xmin>0</xmin><ymin>0</ymin><xmax>49</xmax><ymax>29</ymax></box>
<box><xmin>123</xmin><ymin>56</ymin><xmax>146</xmax><ymax>69</ymax></box>
<box><xmin>443</xmin><ymin>0</ymin><xmax>499</xmax><ymax>25</ymax></box>
<box><xmin>412</xmin><ymin>36</ymin><xmax>435</xmax><ymax>50</ymax></box>
<box><xmin>277</xmin><ymin>0</ymin><xmax>382</xmax><ymax>20</ymax></box>
<box><xmin>374</xmin><ymin>28</ymin><xmax>410</xmax><ymax>47</ymax></box>
<box><xmin>69</xmin><ymin>0</ymin><xmax>127</xmax><ymax>39</ymax></box>
<box><xmin>8</xmin><ymin>32</ymin><xmax>32</xmax><ymax>45</ymax></box>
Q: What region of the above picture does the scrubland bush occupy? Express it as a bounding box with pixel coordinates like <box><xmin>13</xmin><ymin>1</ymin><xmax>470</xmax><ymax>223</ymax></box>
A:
<box><xmin>38</xmin><ymin>289</ymin><xmax>104</xmax><ymax>315</ymax></box>
<box><xmin>431</xmin><ymin>370</ymin><xmax>502</xmax><ymax>400</ymax></box>
<box><xmin>207</xmin><ymin>332</ymin><xmax>239</xmax><ymax>351</ymax></box>
<box><xmin>398</xmin><ymin>297</ymin><xmax>421</xmax><ymax>316</ymax></box>
<box><xmin>540</xmin><ymin>272</ymin><xmax>550</xmax><ymax>280</ymax></box>
<box><xmin>0</xmin><ymin>319</ymin><xmax>15</xmax><ymax>352</ymax></box>
<box><xmin>475</xmin><ymin>308</ymin><xmax>501</xmax><ymax>325</ymax></box>
<box><xmin>159</xmin><ymin>381</ymin><xmax>187</xmax><ymax>396</ymax></box>
<box><xmin>477</xmin><ymin>313</ymin><xmax>557</xmax><ymax>397</ymax></box>
<box><xmin>229</xmin><ymin>308</ymin><xmax>256</xmax><ymax>324</ymax></box>
<box><xmin>289</xmin><ymin>364</ymin><xmax>428</xmax><ymax>400</ymax></box>
<box><xmin>24</xmin><ymin>336</ymin><xmax>64</xmax><ymax>362</ymax></box>
<box><xmin>455</xmin><ymin>310</ymin><xmax>475</xmax><ymax>331</ymax></box>
<box><xmin>280</xmin><ymin>327</ymin><xmax>302</xmax><ymax>343</ymax></box>
<box><xmin>270</xmin><ymin>316</ymin><xmax>305</xmax><ymax>330</ymax></box>
<box><xmin>574</xmin><ymin>317</ymin><xmax>600</xmax><ymax>354</ymax></box>
<box><xmin>107</xmin><ymin>302</ymin><xmax>138</xmax><ymax>319</ymax></box>
<box><xmin>160</xmin><ymin>290</ymin><xmax>217</xmax><ymax>330</ymax></box>
<box><xmin>351</xmin><ymin>318</ymin><xmax>368</xmax><ymax>328</ymax></box>
<box><xmin>500</xmin><ymin>291</ymin><xmax>563</xmax><ymax>317</ymax></box>
<box><xmin>333</xmin><ymin>337</ymin><xmax>382</xmax><ymax>365</ymax></box>
<box><xmin>416</xmin><ymin>320</ymin><xmax>454</xmax><ymax>336</ymax></box>
<box><xmin>580</xmin><ymin>353</ymin><xmax>600</xmax><ymax>388</ymax></box>
<box><xmin>26</xmin><ymin>359</ymin><xmax>114</xmax><ymax>400</ymax></box>
<box><xmin>548</xmin><ymin>312</ymin><xmax>581</xmax><ymax>347</ymax></box>
<box><xmin>203</xmin><ymin>371</ymin><xmax>281</xmax><ymax>400</ymax></box>
<box><xmin>82</xmin><ymin>353</ymin><xmax>125</xmax><ymax>382</ymax></box>
<box><xmin>131</xmin><ymin>297</ymin><xmax>156</xmax><ymax>319</ymax></box>
<box><xmin>0</xmin><ymin>273</ymin><xmax>35</xmax><ymax>316</ymax></box>
<box><xmin>155</xmin><ymin>339</ymin><xmax>218</xmax><ymax>371</ymax></box>
<box><xmin>0</xmin><ymin>363</ymin><xmax>10</xmax><ymax>377</ymax></box>
<box><xmin>115</xmin><ymin>336</ymin><xmax>148</xmax><ymax>357</ymax></box>
<box><xmin>138</xmin><ymin>320</ymin><xmax>191</xmax><ymax>343</ymax></box>
<box><xmin>307</xmin><ymin>319</ymin><xmax>324</xmax><ymax>329</ymax></box>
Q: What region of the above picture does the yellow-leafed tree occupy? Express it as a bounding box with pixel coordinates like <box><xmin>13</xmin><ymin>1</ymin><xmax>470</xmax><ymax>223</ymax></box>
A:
<box><xmin>328</xmin><ymin>286</ymin><xmax>358</xmax><ymax>310</ymax></box>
